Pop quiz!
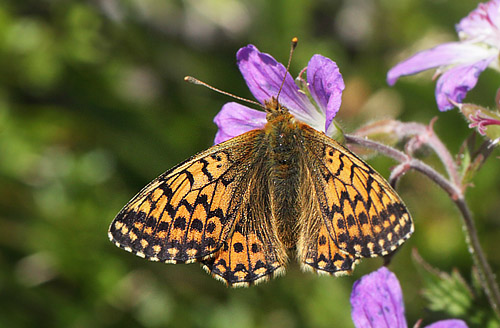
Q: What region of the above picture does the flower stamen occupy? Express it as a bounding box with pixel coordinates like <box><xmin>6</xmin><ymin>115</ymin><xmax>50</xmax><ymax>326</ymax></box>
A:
<box><xmin>468</xmin><ymin>110</ymin><xmax>500</xmax><ymax>135</ymax></box>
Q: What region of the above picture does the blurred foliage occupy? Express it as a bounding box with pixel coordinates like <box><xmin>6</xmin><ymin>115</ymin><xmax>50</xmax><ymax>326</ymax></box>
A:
<box><xmin>0</xmin><ymin>0</ymin><xmax>499</xmax><ymax>327</ymax></box>
<box><xmin>414</xmin><ymin>249</ymin><xmax>496</xmax><ymax>327</ymax></box>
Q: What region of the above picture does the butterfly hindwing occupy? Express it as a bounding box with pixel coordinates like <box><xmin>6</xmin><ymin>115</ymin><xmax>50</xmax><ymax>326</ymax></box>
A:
<box><xmin>299</xmin><ymin>124</ymin><xmax>413</xmax><ymax>262</ymax></box>
<box><xmin>202</xmin><ymin>217</ymin><xmax>286</xmax><ymax>286</ymax></box>
<box><xmin>202</xmin><ymin>160</ymin><xmax>288</xmax><ymax>286</ymax></box>
<box><xmin>297</xmin><ymin>210</ymin><xmax>359</xmax><ymax>275</ymax></box>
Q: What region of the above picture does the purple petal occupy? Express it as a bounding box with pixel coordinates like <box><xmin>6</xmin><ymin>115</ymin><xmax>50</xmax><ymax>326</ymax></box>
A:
<box><xmin>351</xmin><ymin>267</ymin><xmax>407</xmax><ymax>328</ymax></box>
<box><xmin>307</xmin><ymin>54</ymin><xmax>345</xmax><ymax>132</ymax></box>
<box><xmin>387</xmin><ymin>42</ymin><xmax>491</xmax><ymax>85</ymax></box>
<box><xmin>456</xmin><ymin>0</ymin><xmax>500</xmax><ymax>45</ymax></box>
<box><xmin>213</xmin><ymin>102</ymin><xmax>267</xmax><ymax>144</ymax></box>
<box><xmin>435</xmin><ymin>57</ymin><xmax>494</xmax><ymax>111</ymax></box>
<box><xmin>425</xmin><ymin>319</ymin><xmax>468</xmax><ymax>328</ymax></box>
<box><xmin>236</xmin><ymin>45</ymin><xmax>315</xmax><ymax>118</ymax></box>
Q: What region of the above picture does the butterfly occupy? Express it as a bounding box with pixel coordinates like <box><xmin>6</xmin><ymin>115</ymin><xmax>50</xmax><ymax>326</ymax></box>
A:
<box><xmin>108</xmin><ymin>96</ymin><xmax>414</xmax><ymax>287</ymax></box>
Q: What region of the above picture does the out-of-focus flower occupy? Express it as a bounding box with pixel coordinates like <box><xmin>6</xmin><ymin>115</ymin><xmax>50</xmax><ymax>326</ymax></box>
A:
<box><xmin>387</xmin><ymin>0</ymin><xmax>500</xmax><ymax>112</ymax></box>
<box><xmin>213</xmin><ymin>44</ymin><xmax>345</xmax><ymax>144</ymax></box>
<box><xmin>350</xmin><ymin>267</ymin><xmax>468</xmax><ymax>328</ymax></box>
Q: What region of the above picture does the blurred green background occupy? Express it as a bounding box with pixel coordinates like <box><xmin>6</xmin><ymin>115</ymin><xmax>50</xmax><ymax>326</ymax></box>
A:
<box><xmin>1</xmin><ymin>0</ymin><xmax>499</xmax><ymax>327</ymax></box>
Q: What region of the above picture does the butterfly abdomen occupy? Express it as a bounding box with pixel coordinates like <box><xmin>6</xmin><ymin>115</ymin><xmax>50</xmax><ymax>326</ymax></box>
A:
<box><xmin>265</xmin><ymin>113</ymin><xmax>304</xmax><ymax>248</ymax></box>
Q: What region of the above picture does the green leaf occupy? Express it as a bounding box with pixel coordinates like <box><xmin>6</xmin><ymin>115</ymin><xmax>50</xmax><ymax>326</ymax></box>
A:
<box><xmin>413</xmin><ymin>250</ymin><xmax>499</xmax><ymax>326</ymax></box>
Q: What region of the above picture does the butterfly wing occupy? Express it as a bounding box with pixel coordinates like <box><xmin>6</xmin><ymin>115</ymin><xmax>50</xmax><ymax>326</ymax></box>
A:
<box><xmin>109</xmin><ymin>129</ymin><xmax>287</xmax><ymax>285</ymax></box>
<box><xmin>109</xmin><ymin>131</ymin><xmax>258</xmax><ymax>263</ymax></box>
<box><xmin>298</xmin><ymin>124</ymin><xmax>413</xmax><ymax>273</ymax></box>
<box><xmin>202</xmin><ymin>221</ymin><xmax>287</xmax><ymax>287</ymax></box>
<box><xmin>201</xmin><ymin>162</ymin><xmax>288</xmax><ymax>286</ymax></box>
<box><xmin>297</xmin><ymin>203</ymin><xmax>359</xmax><ymax>275</ymax></box>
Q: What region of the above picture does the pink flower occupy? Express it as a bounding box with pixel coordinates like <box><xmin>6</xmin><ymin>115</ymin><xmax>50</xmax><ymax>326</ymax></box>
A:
<box><xmin>351</xmin><ymin>267</ymin><xmax>468</xmax><ymax>328</ymax></box>
<box><xmin>387</xmin><ymin>0</ymin><xmax>500</xmax><ymax>111</ymax></box>
<box><xmin>213</xmin><ymin>44</ymin><xmax>344</xmax><ymax>144</ymax></box>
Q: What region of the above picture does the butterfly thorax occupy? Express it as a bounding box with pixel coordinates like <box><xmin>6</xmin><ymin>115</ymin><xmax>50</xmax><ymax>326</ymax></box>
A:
<box><xmin>262</xmin><ymin>98</ymin><xmax>303</xmax><ymax>249</ymax></box>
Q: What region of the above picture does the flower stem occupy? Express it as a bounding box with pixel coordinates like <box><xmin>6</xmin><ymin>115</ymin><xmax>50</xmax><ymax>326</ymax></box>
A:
<box><xmin>345</xmin><ymin>133</ymin><xmax>500</xmax><ymax>318</ymax></box>
<box><xmin>354</xmin><ymin>119</ymin><xmax>461</xmax><ymax>187</ymax></box>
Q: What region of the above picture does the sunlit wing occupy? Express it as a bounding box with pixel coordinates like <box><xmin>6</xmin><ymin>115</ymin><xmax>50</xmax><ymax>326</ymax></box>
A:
<box><xmin>296</xmin><ymin>155</ymin><xmax>359</xmax><ymax>275</ymax></box>
<box><xmin>298</xmin><ymin>124</ymin><xmax>413</xmax><ymax>272</ymax></box>
<box><xmin>109</xmin><ymin>129</ymin><xmax>288</xmax><ymax>286</ymax></box>
<box><xmin>202</xmin><ymin>165</ymin><xmax>288</xmax><ymax>286</ymax></box>
<box><xmin>109</xmin><ymin>130</ymin><xmax>259</xmax><ymax>263</ymax></box>
<box><xmin>297</xmin><ymin>211</ymin><xmax>359</xmax><ymax>275</ymax></box>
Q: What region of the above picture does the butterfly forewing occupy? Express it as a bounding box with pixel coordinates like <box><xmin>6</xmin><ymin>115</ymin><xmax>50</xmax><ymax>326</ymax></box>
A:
<box><xmin>110</xmin><ymin>131</ymin><xmax>260</xmax><ymax>263</ymax></box>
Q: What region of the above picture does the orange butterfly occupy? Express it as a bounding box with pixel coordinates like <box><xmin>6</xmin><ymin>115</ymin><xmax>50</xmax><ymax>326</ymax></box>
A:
<box><xmin>109</xmin><ymin>41</ymin><xmax>413</xmax><ymax>287</ymax></box>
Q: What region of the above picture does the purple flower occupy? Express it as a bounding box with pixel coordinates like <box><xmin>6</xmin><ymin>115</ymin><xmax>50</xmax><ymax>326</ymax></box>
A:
<box><xmin>213</xmin><ymin>44</ymin><xmax>345</xmax><ymax>144</ymax></box>
<box><xmin>350</xmin><ymin>267</ymin><xmax>468</xmax><ymax>328</ymax></box>
<box><xmin>387</xmin><ymin>0</ymin><xmax>500</xmax><ymax>111</ymax></box>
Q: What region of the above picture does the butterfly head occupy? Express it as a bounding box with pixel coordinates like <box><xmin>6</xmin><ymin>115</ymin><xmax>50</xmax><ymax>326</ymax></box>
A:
<box><xmin>264</xmin><ymin>97</ymin><xmax>291</xmax><ymax>121</ymax></box>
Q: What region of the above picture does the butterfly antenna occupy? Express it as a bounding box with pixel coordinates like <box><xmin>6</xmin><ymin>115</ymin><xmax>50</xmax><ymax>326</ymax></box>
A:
<box><xmin>184</xmin><ymin>76</ymin><xmax>262</xmax><ymax>108</ymax></box>
<box><xmin>276</xmin><ymin>37</ymin><xmax>298</xmax><ymax>102</ymax></box>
